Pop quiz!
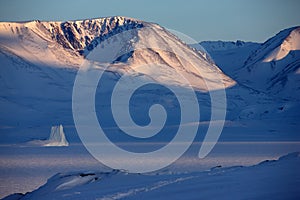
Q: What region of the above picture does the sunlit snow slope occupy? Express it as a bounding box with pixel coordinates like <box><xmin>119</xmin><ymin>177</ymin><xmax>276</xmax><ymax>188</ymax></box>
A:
<box><xmin>0</xmin><ymin>16</ymin><xmax>235</xmax><ymax>128</ymax></box>
<box><xmin>235</xmin><ymin>26</ymin><xmax>300</xmax><ymax>100</ymax></box>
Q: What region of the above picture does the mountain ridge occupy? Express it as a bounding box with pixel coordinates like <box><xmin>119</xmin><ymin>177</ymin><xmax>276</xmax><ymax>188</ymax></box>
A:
<box><xmin>0</xmin><ymin>16</ymin><xmax>145</xmax><ymax>57</ymax></box>
<box><xmin>234</xmin><ymin>26</ymin><xmax>300</xmax><ymax>100</ymax></box>
<box><xmin>0</xmin><ymin>16</ymin><xmax>237</xmax><ymax>127</ymax></box>
<box><xmin>198</xmin><ymin>26</ymin><xmax>300</xmax><ymax>100</ymax></box>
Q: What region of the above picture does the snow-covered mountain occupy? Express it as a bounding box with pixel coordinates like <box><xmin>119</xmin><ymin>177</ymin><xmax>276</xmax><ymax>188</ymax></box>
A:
<box><xmin>1</xmin><ymin>17</ymin><xmax>299</xmax><ymax>128</ymax></box>
<box><xmin>1</xmin><ymin>17</ymin><xmax>300</xmax><ymax>199</ymax></box>
<box><xmin>234</xmin><ymin>26</ymin><xmax>300</xmax><ymax>100</ymax></box>
<box><xmin>200</xmin><ymin>40</ymin><xmax>257</xmax><ymax>52</ymax></box>
<box><xmin>194</xmin><ymin>41</ymin><xmax>261</xmax><ymax>76</ymax></box>
<box><xmin>198</xmin><ymin>27</ymin><xmax>300</xmax><ymax>101</ymax></box>
<box><xmin>0</xmin><ymin>17</ymin><xmax>145</xmax><ymax>67</ymax></box>
<box><xmin>196</xmin><ymin>29</ymin><xmax>300</xmax><ymax>122</ymax></box>
<box><xmin>0</xmin><ymin>16</ymin><xmax>235</xmax><ymax>128</ymax></box>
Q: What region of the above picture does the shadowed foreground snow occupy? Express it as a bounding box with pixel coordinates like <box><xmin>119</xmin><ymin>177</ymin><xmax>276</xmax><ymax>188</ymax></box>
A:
<box><xmin>5</xmin><ymin>152</ymin><xmax>300</xmax><ymax>200</ymax></box>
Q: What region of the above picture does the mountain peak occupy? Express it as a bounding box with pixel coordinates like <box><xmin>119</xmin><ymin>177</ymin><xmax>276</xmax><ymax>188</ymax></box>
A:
<box><xmin>234</xmin><ymin>26</ymin><xmax>300</xmax><ymax>100</ymax></box>
<box><xmin>244</xmin><ymin>26</ymin><xmax>300</xmax><ymax>67</ymax></box>
<box><xmin>0</xmin><ymin>16</ymin><xmax>236</xmax><ymax>92</ymax></box>
<box><xmin>263</xmin><ymin>26</ymin><xmax>300</xmax><ymax>62</ymax></box>
<box><xmin>0</xmin><ymin>16</ymin><xmax>145</xmax><ymax>56</ymax></box>
<box><xmin>46</xmin><ymin>16</ymin><xmax>145</xmax><ymax>55</ymax></box>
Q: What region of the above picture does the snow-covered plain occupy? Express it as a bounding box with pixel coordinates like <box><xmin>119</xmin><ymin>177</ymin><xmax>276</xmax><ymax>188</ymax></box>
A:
<box><xmin>0</xmin><ymin>17</ymin><xmax>299</xmax><ymax>199</ymax></box>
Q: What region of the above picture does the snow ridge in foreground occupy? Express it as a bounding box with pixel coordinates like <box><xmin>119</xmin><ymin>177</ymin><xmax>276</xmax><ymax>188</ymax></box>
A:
<box><xmin>6</xmin><ymin>152</ymin><xmax>299</xmax><ymax>200</ymax></box>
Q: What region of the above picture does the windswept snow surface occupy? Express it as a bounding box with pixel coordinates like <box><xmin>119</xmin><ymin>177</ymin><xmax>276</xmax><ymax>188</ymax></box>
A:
<box><xmin>6</xmin><ymin>152</ymin><xmax>300</xmax><ymax>200</ymax></box>
<box><xmin>0</xmin><ymin>17</ymin><xmax>300</xmax><ymax>199</ymax></box>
